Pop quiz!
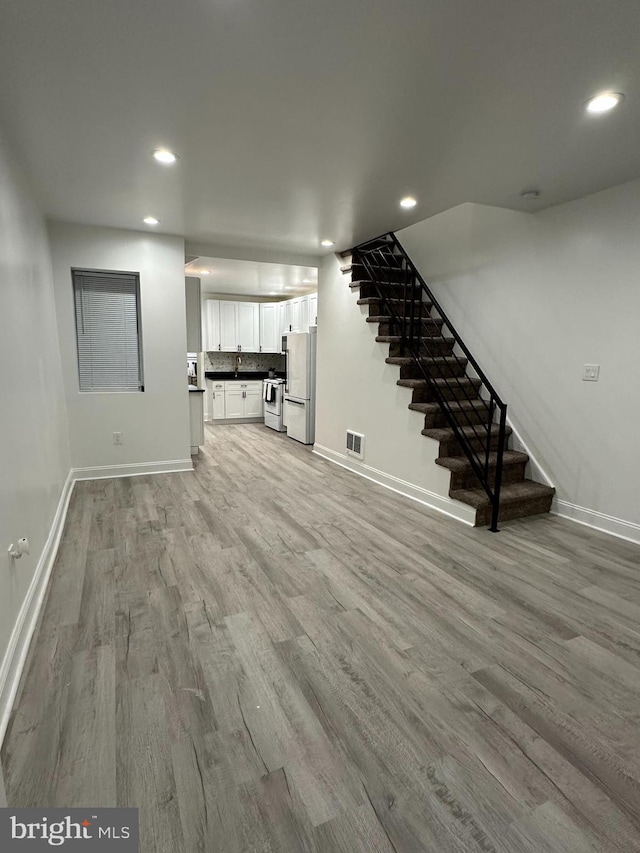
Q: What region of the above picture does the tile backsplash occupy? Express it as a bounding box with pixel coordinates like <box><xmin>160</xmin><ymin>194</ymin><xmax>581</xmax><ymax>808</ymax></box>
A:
<box><xmin>204</xmin><ymin>351</ymin><xmax>285</xmax><ymax>372</ymax></box>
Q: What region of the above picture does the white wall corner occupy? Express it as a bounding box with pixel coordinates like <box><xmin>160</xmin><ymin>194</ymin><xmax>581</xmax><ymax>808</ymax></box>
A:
<box><xmin>312</xmin><ymin>444</ymin><xmax>476</xmax><ymax>526</ymax></box>
<box><xmin>506</xmin><ymin>418</ymin><xmax>555</xmax><ymax>488</ymax></box>
<box><xmin>0</xmin><ymin>470</ymin><xmax>75</xmax><ymax>745</ymax></box>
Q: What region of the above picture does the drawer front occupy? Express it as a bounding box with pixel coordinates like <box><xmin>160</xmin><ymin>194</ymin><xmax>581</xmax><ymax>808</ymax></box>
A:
<box><xmin>224</xmin><ymin>380</ymin><xmax>263</xmax><ymax>391</ymax></box>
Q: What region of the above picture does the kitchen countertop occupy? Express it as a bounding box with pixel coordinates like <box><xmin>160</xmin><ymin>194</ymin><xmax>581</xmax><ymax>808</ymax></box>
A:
<box><xmin>204</xmin><ymin>371</ymin><xmax>285</xmax><ymax>380</ymax></box>
<box><xmin>188</xmin><ymin>386</ymin><xmax>206</xmax><ymax>392</ymax></box>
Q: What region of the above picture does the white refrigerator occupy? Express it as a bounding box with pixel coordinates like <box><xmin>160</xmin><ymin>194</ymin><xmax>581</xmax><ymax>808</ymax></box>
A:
<box><xmin>284</xmin><ymin>327</ymin><xmax>317</xmax><ymax>444</ymax></box>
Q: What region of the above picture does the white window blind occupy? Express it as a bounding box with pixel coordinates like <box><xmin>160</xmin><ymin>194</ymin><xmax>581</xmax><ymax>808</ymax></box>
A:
<box><xmin>72</xmin><ymin>270</ymin><xmax>143</xmax><ymax>392</ymax></box>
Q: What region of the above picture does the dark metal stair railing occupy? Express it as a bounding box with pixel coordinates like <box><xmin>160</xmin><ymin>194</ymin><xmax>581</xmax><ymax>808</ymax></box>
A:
<box><xmin>353</xmin><ymin>232</ymin><xmax>507</xmax><ymax>531</ymax></box>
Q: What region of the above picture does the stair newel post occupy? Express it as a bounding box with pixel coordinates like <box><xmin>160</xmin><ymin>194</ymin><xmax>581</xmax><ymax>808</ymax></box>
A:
<box><xmin>489</xmin><ymin>403</ymin><xmax>507</xmax><ymax>533</ymax></box>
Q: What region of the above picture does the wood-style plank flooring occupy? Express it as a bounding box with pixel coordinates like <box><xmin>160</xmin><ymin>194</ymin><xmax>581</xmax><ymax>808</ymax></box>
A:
<box><xmin>3</xmin><ymin>423</ymin><xmax>640</xmax><ymax>851</ymax></box>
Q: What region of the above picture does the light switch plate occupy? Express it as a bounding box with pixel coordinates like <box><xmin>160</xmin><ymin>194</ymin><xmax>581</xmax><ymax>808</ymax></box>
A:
<box><xmin>583</xmin><ymin>364</ymin><xmax>600</xmax><ymax>382</ymax></box>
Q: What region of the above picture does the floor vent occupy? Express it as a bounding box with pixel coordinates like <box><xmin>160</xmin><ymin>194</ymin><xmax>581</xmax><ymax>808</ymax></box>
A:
<box><xmin>346</xmin><ymin>430</ymin><xmax>365</xmax><ymax>460</ymax></box>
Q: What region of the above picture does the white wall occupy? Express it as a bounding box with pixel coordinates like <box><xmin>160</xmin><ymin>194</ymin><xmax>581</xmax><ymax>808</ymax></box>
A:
<box><xmin>314</xmin><ymin>253</ymin><xmax>475</xmax><ymax>524</ymax></box>
<box><xmin>0</xmin><ymin>126</ymin><xmax>70</xmax><ymax>721</ymax></box>
<box><xmin>49</xmin><ymin>223</ymin><xmax>191</xmax><ymax>474</ymax></box>
<box><xmin>398</xmin><ymin>182</ymin><xmax>640</xmax><ymax>536</ymax></box>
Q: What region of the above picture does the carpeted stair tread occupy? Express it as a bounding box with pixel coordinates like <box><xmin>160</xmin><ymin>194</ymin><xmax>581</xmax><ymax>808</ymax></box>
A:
<box><xmin>358</xmin><ymin>297</ymin><xmax>431</xmax><ymax>306</ymax></box>
<box><xmin>398</xmin><ymin>377</ymin><xmax>481</xmax><ymax>389</ymax></box>
<box><xmin>408</xmin><ymin>400</ymin><xmax>488</xmax><ymax>415</ymax></box>
<box><xmin>450</xmin><ymin>481</ymin><xmax>555</xmax><ymax>510</ymax></box>
<box><xmin>377</xmin><ymin>334</ymin><xmax>453</xmax><ymax>344</ymax></box>
<box><xmin>350</xmin><ymin>280</ymin><xmax>414</xmax><ymax>289</ymax></box>
<box><xmin>422</xmin><ymin>424</ymin><xmax>512</xmax><ymax>442</ymax></box>
<box><xmin>436</xmin><ymin>450</ymin><xmax>528</xmax><ymax>472</ymax></box>
<box><xmin>386</xmin><ymin>356</ymin><xmax>466</xmax><ymax>367</ymax></box>
<box><xmin>367</xmin><ymin>315</ymin><xmax>443</xmax><ymax>325</ymax></box>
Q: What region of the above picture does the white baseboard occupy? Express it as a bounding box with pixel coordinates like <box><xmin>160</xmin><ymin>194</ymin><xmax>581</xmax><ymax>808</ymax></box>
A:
<box><xmin>72</xmin><ymin>458</ymin><xmax>193</xmax><ymax>480</ymax></box>
<box><xmin>551</xmin><ymin>498</ymin><xmax>640</xmax><ymax>545</ymax></box>
<box><xmin>312</xmin><ymin>444</ymin><xmax>476</xmax><ymax>526</ymax></box>
<box><xmin>0</xmin><ymin>470</ymin><xmax>75</xmax><ymax>745</ymax></box>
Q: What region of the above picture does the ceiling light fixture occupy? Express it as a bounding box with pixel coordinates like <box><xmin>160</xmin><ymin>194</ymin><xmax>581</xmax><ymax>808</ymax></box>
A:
<box><xmin>586</xmin><ymin>92</ymin><xmax>624</xmax><ymax>114</ymax></box>
<box><xmin>400</xmin><ymin>196</ymin><xmax>417</xmax><ymax>209</ymax></box>
<box><xmin>153</xmin><ymin>148</ymin><xmax>178</xmax><ymax>164</ymax></box>
<box><xmin>143</xmin><ymin>216</ymin><xmax>160</xmax><ymax>226</ymax></box>
<box><xmin>200</xmin><ymin>269</ymin><xmax>211</xmax><ymax>275</ymax></box>
<box><xmin>320</xmin><ymin>239</ymin><xmax>335</xmax><ymax>247</ymax></box>
<box><xmin>520</xmin><ymin>189</ymin><xmax>541</xmax><ymax>201</ymax></box>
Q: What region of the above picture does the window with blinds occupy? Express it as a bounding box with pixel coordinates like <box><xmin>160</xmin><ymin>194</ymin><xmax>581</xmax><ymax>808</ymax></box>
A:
<box><xmin>72</xmin><ymin>269</ymin><xmax>144</xmax><ymax>392</ymax></box>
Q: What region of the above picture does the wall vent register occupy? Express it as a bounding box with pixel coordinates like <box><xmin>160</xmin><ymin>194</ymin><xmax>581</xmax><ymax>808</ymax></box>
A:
<box><xmin>346</xmin><ymin>430</ymin><xmax>365</xmax><ymax>460</ymax></box>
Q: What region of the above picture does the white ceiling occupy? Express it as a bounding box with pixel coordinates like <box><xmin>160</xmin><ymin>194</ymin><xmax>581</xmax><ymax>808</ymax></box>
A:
<box><xmin>1</xmin><ymin>1</ymin><xmax>639</xmax><ymax>256</ymax></box>
<box><xmin>187</xmin><ymin>257</ymin><xmax>318</xmax><ymax>298</ymax></box>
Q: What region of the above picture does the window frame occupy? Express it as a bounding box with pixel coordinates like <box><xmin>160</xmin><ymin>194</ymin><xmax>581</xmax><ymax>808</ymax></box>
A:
<box><xmin>71</xmin><ymin>267</ymin><xmax>145</xmax><ymax>394</ymax></box>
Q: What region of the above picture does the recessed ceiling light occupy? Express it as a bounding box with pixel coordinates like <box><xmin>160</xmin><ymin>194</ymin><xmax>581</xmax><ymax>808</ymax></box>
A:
<box><xmin>200</xmin><ymin>269</ymin><xmax>211</xmax><ymax>275</ymax></box>
<box><xmin>586</xmin><ymin>92</ymin><xmax>624</xmax><ymax>114</ymax></box>
<box><xmin>301</xmin><ymin>279</ymin><xmax>312</xmax><ymax>283</ymax></box>
<box><xmin>143</xmin><ymin>216</ymin><xmax>160</xmax><ymax>226</ymax></box>
<box><xmin>153</xmin><ymin>148</ymin><xmax>177</xmax><ymax>164</ymax></box>
<box><xmin>321</xmin><ymin>239</ymin><xmax>335</xmax><ymax>247</ymax></box>
<box><xmin>400</xmin><ymin>196</ymin><xmax>417</xmax><ymax>209</ymax></box>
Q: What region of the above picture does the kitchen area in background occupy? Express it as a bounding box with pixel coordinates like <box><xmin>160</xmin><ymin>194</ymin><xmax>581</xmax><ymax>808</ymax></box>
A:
<box><xmin>184</xmin><ymin>255</ymin><xmax>318</xmax><ymax>453</ymax></box>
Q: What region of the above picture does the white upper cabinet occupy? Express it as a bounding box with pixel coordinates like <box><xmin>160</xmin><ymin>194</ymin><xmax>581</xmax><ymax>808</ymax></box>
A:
<box><xmin>204</xmin><ymin>295</ymin><xmax>316</xmax><ymax>352</ymax></box>
<box><xmin>237</xmin><ymin>302</ymin><xmax>259</xmax><ymax>352</ymax></box>
<box><xmin>202</xmin><ymin>299</ymin><xmax>221</xmax><ymax>351</ymax></box>
<box><xmin>283</xmin><ymin>301</ymin><xmax>293</xmax><ymax>334</ymax></box>
<box><xmin>291</xmin><ymin>298</ymin><xmax>301</xmax><ymax>333</ymax></box>
<box><xmin>219</xmin><ymin>301</ymin><xmax>239</xmax><ymax>351</ymax></box>
<box><xmin>259</xmin><ymin>303</ymin><xmax>280</xmax><ymax>353</ymax></box>
<box><xmin>298</xmin><ymin>296</ymin><xmax>310</xmax><ymax>333</ymax></box>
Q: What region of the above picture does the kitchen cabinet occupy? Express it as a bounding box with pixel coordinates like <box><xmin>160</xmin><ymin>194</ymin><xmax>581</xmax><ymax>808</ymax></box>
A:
<box><xmin>224</xmin><ymin>386</ymin><xmax>244</xmax><ymax>418</ymax></box>
<box><xmin>218</xmin><ymin>301</ymin><xmax>259</xmax><ymax>352</ymax></box>
<box><xmin>279</xmin><ymin>295</ymin><xmax>318</xmax><ymax>335</ymax></box>
<box><xmin>259</xmin><ymin>303</ymin><xmax>281</xmax><ymax>353</ymax></box>
<box><xmin>244</xmin><ymin>385</ymin><xmax>263</xmax><ymax>418</ymax></box>
<box><xmin>298</xmin><ymin>296</ymin><xmax>310</xmax><ymax>332</ymax></box>
<box><xmin>291</xmin><ymin>299</ymin><xmax>301</xmax><ymax>333</ymax></box>
<box><xmin>202</xmin><ymin>299</ymin><xmax>221</xmax><ymax>351</ymax></box>
<box><xmin>237</xmin><ymin>302</ymin><xmax>259</xmax><ymax>351</ymax></box>
<box><xmin>283</xmin><ymin>301</ymin><xmax>293</xmax><ymax>334</ymax></box>
<box><xmin>219</xmin><ymin>301</ymin><xmax>238</xmax><ymax>351</ymax></box>
<box><xmin>230</xmin><ymin>381</ymin><xmax>263</xmax><ymax>418</ymax></box>
<box><xmin>210</xmin><ymin>380</ymin><xmax>263</xmax><ymax>421</ymax></box>
<box><xmin>211</xmin><ymin>381</ymin><xmax>225</xmax><ymax>420</ymax></box>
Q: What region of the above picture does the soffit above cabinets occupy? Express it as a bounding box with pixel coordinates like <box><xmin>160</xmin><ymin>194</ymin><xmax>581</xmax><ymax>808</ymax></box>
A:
<box><xmin>186</xmin><ymin>256</ymin><xmax>318</xmax><ymax>299</ymax></box>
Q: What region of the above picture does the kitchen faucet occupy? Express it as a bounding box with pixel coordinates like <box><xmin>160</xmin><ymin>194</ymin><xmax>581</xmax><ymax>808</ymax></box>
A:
<box><xmin>234</xmin><ymin>354</ymin><xmax>242</xmax><ymax>376</ymax></box>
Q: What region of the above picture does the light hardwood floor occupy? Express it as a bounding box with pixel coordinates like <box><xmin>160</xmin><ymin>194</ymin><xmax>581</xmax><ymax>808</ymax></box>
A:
<box><xmin>3</xmin><ymin>422</ymin><xmax>640</xmax><ymax>851</ymax></box>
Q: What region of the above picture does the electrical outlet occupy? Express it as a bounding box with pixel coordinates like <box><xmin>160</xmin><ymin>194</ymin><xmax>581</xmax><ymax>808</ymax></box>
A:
<box><xmin>113</xmin><ymin>431</ymin><xmax>123</xmax><ymax>445</ymax></box>
<box><xmin>582</xmin><ymin>364</ymin><xmax>600</xmax><ymax>382</ymax></box>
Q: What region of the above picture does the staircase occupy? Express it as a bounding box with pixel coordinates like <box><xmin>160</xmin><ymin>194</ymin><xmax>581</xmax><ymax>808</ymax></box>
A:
<box><xmin>343</xmin><ymin>233</ymin><xmax>554</xmax><ymax>529</ymax></box>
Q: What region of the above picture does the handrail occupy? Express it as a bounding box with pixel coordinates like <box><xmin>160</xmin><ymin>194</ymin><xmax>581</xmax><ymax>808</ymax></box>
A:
<box><xmin>353</xmin><ymin>231</ymin><xmax>507</xmax><ymax>531</ymax></box>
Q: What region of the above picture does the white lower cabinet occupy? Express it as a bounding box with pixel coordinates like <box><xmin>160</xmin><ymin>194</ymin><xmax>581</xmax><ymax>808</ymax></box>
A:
<box><xmin>211</xmin><ymin>381</ymin><xmax>226</xmax><ymax>420</ymax></box>
<box><xmin>211</xmin><ymin>380</ymin><xmax>263</xmax><ymax>421</ymax></box>
<box><xmin>244</xmin><ymin>387</ymin><xmax>263</xmax><ymax>418</ymax></box>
